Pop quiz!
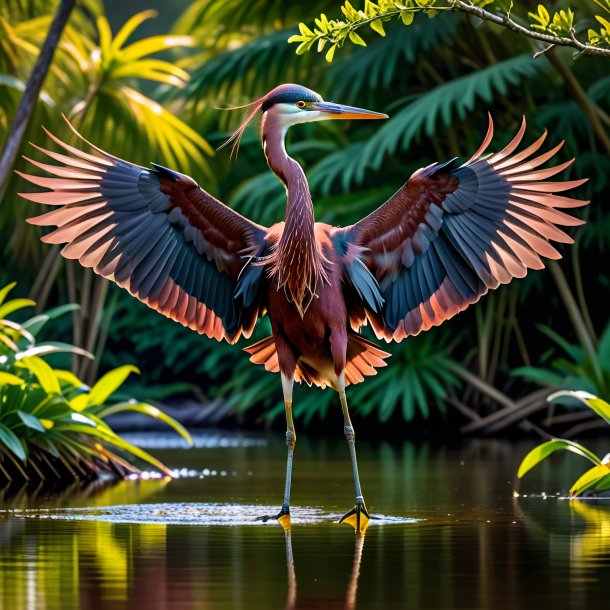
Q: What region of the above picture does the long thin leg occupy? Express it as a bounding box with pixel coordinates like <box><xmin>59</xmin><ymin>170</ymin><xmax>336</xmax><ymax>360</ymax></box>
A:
<box><xmin>257</xmin><ymin>372</ymin><xmax>295</xmax><ymax>529</ymax></box>
<box><xmin>280</xmin><ymin>372</ymin><xmax>296</xmax><ymax>519</ymax></box>
<box><xmin>338</xmin><ymin>372</ymin><xmax>370</xmax><ymax>534</ymax></box>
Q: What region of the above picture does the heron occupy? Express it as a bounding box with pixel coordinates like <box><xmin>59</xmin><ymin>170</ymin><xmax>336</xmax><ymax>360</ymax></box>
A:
<box><xmin>18</xmin><ymin>83</ymin><xmax>588</xmax><ymax>534</ymax></box>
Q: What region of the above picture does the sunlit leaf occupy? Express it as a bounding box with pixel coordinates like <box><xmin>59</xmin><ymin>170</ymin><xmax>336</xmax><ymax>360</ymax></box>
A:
<box><xmin>16</xmin><ymin>356</ymin><xmax>61</xmax><ymax>395</ymax></box>
<box><xmin>570</xmin><ymin>464</ymin><xmax>610</xmax><ymax>496</ymax></box>
<box><xmin>87</xmin><ymin>364</ymin><xmax>140</xmax><ymax>406</ymax></box>
<box><xmin>98</xmin><ymin>401</ymin><xmax>193</xmax><ymax>445</ymax></box>
<box><xmin>0</xmin><ymin>298</ymin><xmax>36</xmax><ymax>319</ymax></box>
<box><xmin>518</xmin><ymin>439</ymin><xmax>601</xmax><ymax>479</ymax></box>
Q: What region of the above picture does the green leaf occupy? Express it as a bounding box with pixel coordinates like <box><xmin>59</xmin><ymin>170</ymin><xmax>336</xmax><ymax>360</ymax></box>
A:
<box><xmin>325</xmin><ymin>43</ymin><xmax>337</xmax><ymax>62</ymax></box>
<box><xmin>401</xmin><ymin>11</ymin><xmax>415</xmax><ymax>25</ymax></box>
<box><xmin>98</xmin><ymin>401</ymin><xmax>192</xmax><ymax>445</ymax></box>
<box><xmin>349</xmin><ymin>31</ymin><xmax>367</xmax><ymax>46</ymax></box>
<box><xmin>0</xmin><ymin>423</ymin><xmax>26</xmax><ymax>460</ymax></box>
<box><xmin>17</xmin><ymin>410</ymin><xmax>46</xmax><ymax>433</ymax></box>
<box><xmin>548</xmin><ymin>390</ymin><xmax>610</xmax><ymax>425</ymax></box>
<box><xmin>87</xmin><ymin>365</ymin><xmax>140</xmax><ymax>406</ymax></box>
<box><xmin>570</xmin><ymin>464</ymin><xmax>610</xmax><ymax>496</ymax></box>
<box><xmin>0</xmin><ymin>298</ymin><xmax>36</xmax><ymax>319</ymax></box>
<box><xmin>0</xmin><ymin>282</ymin><xmax>16</xmax><ymax>307</ymax></box>
<box><xmin>370</xmin><ymin>19</ymin><xmax>386</xmax><ymax>37</ymax></box>
<box><xmin>0</xmin><ymin>372</ymin><xmax>24</xmax><ymax>386</ymax></box>
<box><xmin>518</xmin><ymin>439</ymin><xmax>602</xmax><ymax>479</ymax></box>
<box><xmin>22</xmin><ymin>304</ymin><xmax>80</xmax><ymax>335</ymax></box>
<box><xmin>17</xmin><ymin>356</ymin><xmax>61</xmax><ymax>395</ymax></box>
<box><xmin>17</xmin><ymin>343</ymin><xmax>94</xmax><ymax>360</ymax></box>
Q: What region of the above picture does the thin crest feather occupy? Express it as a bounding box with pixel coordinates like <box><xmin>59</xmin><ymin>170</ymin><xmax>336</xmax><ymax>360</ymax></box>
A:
<box><xmin>217</xmin><ymin>99</ymin><xmax>264</xmax><ymax>162</ymax></box>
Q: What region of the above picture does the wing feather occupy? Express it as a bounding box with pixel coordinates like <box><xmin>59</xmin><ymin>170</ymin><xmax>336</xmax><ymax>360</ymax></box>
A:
<box><xmin>339</xmin><ymin>115</ymin><xmax>588</xmax><ymax>342</ymax></box>
<box><xmin>18</xmin><ymin>119</ymin><xmax>269</xmax><ymax>343</ymax></box>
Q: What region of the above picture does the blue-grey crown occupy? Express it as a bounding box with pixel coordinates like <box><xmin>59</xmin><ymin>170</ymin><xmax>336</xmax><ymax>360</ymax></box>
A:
<box><xmin>261</xmin><ymin>84</ymin><xmax>322</xmax><ymax>111</ymax></box>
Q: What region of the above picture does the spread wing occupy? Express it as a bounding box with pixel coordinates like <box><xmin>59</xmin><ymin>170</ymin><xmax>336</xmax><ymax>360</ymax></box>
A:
<box><xmin>338</xmin><ymin>116</ymin><xmax>588</xmax><ymax>342</ymax></box>
<box><xmin>18</xmin><ymin>119</ymin><xmax>268</xmax><ymax>343</ymax></box>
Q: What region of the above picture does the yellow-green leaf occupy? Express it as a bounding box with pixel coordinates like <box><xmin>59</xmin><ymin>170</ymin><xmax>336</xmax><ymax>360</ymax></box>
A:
<box><xmin>88</xmin><ymin>364</ymin><xmax>139</xmax><ymax>406</ymax></box>
<box><xmin>99</xmin><ymin>401</ymin><xmax>193</xmax><ymax>445</ymax></box>
<box><xmin>110</xmin><ymin>9</ymin><xmax>157</xmax><ymax>53</ymax></box>
<box><xmin>0</xmin><ymin>298</ymin><xmax>36</xmax><ymax>319</ymax></box>
<box><xmin>0</xmin><ymin>282</ymin><xmax>16</xmax><ymax>306</ymax></box>
<box><xmin>401</xmin><ymin>11</ymin><xmax>415</xmax><ymax>25</ymax></box>
<box><xmin>570</xmin><ymin>464</ymin><xmax>610</xmax><ymax>496</ymax></box>
<box><xmin>17</xmin><ymin>356</ymin><xmax>61</xmax><ymax>395</ymax></box>
<box><xmin>370</xmin><ymin>19</ymin><xmax>386</xmax><ymax>36</ymax></box>
<box><xmin>349</xmin><ymin>31</ymin><xmax>367</xmax><ymax>46</ymax></box>
<box><xmin>326</xmin><ymin>43</ymin><xmax>338</xmax><ymax>62</ymax></box>
<box><xmin>0</xmin><ymin>372</ymin><xmax>24</xmax><ymax>386</ymax></box>
<box><xmin>518</xmin><ymin>439</ymin><xmax>601</xmax><ymax>479</ymax></box>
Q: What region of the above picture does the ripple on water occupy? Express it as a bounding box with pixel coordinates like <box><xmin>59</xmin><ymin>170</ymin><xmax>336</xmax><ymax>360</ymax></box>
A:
<box><xmin>3</xmin><ymin>503</ymin><xmax>421</xmax><ymax>527</ymax></box>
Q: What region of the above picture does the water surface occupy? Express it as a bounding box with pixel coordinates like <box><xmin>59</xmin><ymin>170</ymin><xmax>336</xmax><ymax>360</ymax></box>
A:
<box><xmin>1</xmin><ymin>433</ymin><xmax>610</xmax><ymax>609</ymax></box>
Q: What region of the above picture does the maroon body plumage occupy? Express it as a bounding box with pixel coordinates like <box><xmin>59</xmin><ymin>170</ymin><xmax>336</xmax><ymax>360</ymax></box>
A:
<box><xmin>18</xmin><ymin>84</ymin><xmax>588</xmax><ymax>532</ymax></box>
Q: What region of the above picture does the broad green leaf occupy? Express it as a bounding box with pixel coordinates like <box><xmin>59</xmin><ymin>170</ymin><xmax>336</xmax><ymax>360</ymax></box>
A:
<box><xmin>0</xmin><ymin>298</ymin><xmax>36</xmax><ymax>319</ymax></box>
<box><xmin>99</xmin><ymin>401</ymin><xmax>193</xmax><ymax>445</ymax></box>
<box><xmin>17</xmin><ymin>410</ymin><xmax>46</xmax><ymax>433</ymax></box>
<box><xmin>518</xmin><ymin>439</ymin><xmax>601</xmax><ymax>478</ymax></box>
<box><xmin>0</xmin><ymin>423</ymin><xmax>26</xmax><ymax>460</ymax></box>
<box><xmin>570</xmin><ymin>464</ymin><xmax>610</xmax><ymax>496</ymax></box>
<box><xmin>54</xmin><ymin>369</ymin><xmax>87</xmax><ymax>389</ymax></box>
<box><xmin>0</xmin><ymin>372</ymin><xmax>24</xmax><ymax>386</ymax></box>
<box><xmin>87</xmin><ymin>365</ymin><xmax>139</xmax><ymax>406</ymax></box>
<box><xmin>548</xmin><ymin>390</ymin><xmax>610</xmax><ymax>425</ymax></box>
<box><xmin>17</xmin><ymin>356</ymin><xmax>61</xmax><ymax>395</ymax></box>
<box><xmin>70</xmin><ymin>394</ymin><xmax>90</xmax><ymax>412</ymax></box>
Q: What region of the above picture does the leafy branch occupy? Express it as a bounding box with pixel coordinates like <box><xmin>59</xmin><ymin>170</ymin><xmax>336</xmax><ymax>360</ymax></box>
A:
<box><xmin>289</xmin><ymin>0</ymin><xmax>610</xmax><ymax>61</ymax></box>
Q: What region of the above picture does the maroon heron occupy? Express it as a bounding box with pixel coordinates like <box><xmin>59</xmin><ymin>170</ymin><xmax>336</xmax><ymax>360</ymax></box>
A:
<box><xmin>18</xmin><ymin>83</ymin><xmax>588</xmax><ymax>533</ymax></box>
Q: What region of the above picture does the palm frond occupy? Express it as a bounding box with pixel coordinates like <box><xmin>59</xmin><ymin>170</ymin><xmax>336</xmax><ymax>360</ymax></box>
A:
<box><xmin>347</xmin><ymin>54</ymin><xmax>545</xmax><ymax>182</ymax></box>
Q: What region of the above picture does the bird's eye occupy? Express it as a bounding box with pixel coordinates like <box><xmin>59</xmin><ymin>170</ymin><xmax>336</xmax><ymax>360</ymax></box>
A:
<box><xmin>296</xmin><ymin>101</ymin><xmax>306</xmax><ymax>109</ymax></box>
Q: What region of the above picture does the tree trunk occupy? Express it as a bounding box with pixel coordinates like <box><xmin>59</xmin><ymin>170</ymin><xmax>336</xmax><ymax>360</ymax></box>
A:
<box><xmin>0</xmin><ymin>0</ymin><xmax>76</xmax><ymax>203</ymax></box>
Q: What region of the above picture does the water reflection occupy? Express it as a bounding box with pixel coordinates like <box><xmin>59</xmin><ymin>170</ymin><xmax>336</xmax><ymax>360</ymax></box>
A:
<box><xmin>1</xmin><ymin>437</ymin><xmax>610</xmax><ymax>609</ymax></box>
<box><xmin>283</xmin><ymin>529</ymin><xmax>365</xmax><ymax>610</ymax></box>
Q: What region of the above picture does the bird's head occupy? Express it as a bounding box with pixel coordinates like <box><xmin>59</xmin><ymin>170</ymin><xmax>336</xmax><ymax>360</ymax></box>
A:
<box><xmin>220</xmin><ymin>83</ymin><xmax>388</xmax><ymax>158</ymax></box>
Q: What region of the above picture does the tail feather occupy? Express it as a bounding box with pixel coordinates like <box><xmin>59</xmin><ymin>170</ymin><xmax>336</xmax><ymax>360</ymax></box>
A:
<box><xmin>244</xmin><ymin>334</ymin><xmax>390</xmax><ymax>388</ymax></box>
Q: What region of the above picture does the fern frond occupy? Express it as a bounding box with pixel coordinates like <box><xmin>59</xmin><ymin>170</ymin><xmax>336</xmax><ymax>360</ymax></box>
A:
<box><xmin>351</xmin><ymin>54</ymin><xmax>545</xmax><ymax>181</ymax></box>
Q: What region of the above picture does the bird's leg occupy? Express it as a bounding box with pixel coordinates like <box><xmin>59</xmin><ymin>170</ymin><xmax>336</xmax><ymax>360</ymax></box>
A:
<box><xmin>257</xmin><ymin>372</ymin><xmax>295</xmax><ymax>530</ymax></box>
<box><xmin>337</xmin><ymin>373</ymin><xmax>370</xmax><ymax>534</ymax></box>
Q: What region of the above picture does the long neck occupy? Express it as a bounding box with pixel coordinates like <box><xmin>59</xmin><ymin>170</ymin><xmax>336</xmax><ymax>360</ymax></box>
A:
<box><xmin>261</xmin><ymin>113</ymin><xmax>326</xmax><ymax>316</ymax></box>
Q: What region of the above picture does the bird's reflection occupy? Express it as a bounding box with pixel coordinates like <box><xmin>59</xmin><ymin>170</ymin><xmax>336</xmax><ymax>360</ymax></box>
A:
<box><xmin>283</xmin><ymin>528</ymin><xmax>365</xmax><ymax>610</ymax></box>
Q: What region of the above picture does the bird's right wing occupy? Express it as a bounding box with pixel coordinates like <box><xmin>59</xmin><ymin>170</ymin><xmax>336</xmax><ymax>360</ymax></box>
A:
<box><xmin>337</xmin><ymin>116</ymin><xmax>588</xmax><ymax>342</ymax></box>
<box><xmin>18</xmin><ymin>120</ymin><xmax>269</xmax><ymax>343</ymax></box>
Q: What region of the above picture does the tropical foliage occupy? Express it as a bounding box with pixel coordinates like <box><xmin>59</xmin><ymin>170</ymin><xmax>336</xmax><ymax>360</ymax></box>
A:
<box><xmin>0</xmin><ymin>0</ymin><xmax>608</xmax><ymax>433</ymax></box>
<box><xmin>289</xmin><ymin>0</ymin><xmax>610</xmax><ymax>61</ymax></box>
<box><xmin>518</xmin><ymin>391</ymin><xmax>610</xmax><ymax>496</ymax></box>
<box><xmin>0</xmin><ymin>282</ymin><xmax>191</xmax><ymax>484</ymax></box>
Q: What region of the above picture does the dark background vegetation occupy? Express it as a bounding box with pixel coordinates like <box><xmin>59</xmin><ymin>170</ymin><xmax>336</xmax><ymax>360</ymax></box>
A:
<box><xmin>1</xmin><ymin>0</ymin><xmax>608</xmax><ymax>438</ymax></box>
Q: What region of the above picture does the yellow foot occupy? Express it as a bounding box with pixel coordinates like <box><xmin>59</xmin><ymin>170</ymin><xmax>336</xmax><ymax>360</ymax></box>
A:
<box><xmin>339</xmin><ymin>502</ymin><xmax>371</xmax><ymax>535</ymax></box>
<box><xmin>255</xmin><ymin>510</ymin><xmax>291</xmax><ymax>531</ymax></box>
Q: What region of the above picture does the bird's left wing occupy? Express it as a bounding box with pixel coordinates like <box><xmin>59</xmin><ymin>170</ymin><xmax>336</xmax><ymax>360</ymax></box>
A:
<box><xmin>17</xmin><ymin>121</ymin><xmax>268</xmax><ymax>343</ymax></box>
<box><xmin>337</xmin><ymin>116</ymin><xmax>588</xmax><ymax>342</ymax></box>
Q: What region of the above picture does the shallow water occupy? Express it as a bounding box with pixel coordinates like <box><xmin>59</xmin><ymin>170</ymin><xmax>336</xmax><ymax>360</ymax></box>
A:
<box><xmin>1</xmin><ymin>432</ymin><xmax>610</xmax><ymax>609</ymax></box>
